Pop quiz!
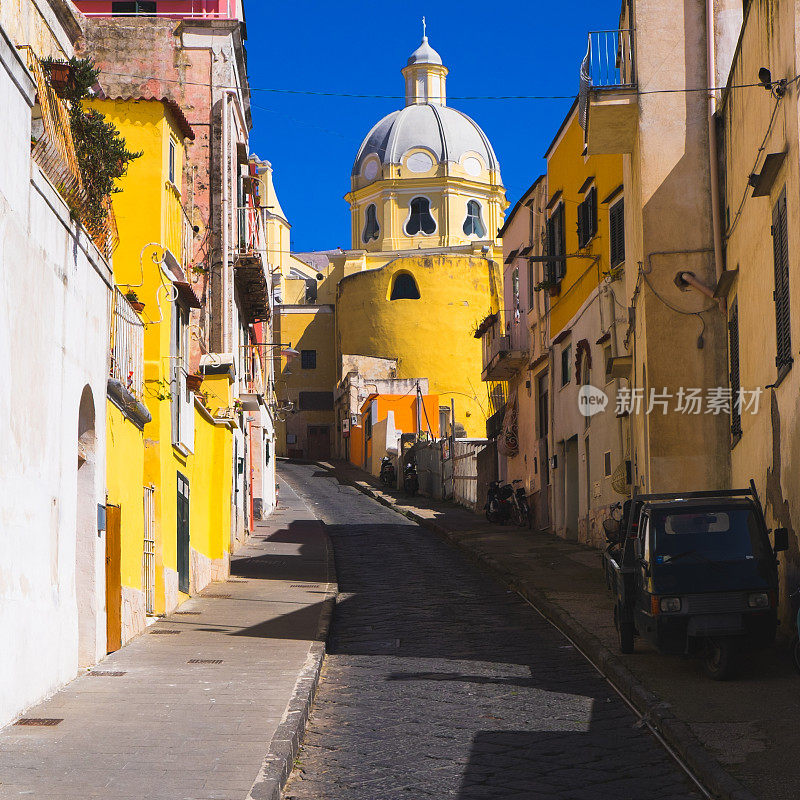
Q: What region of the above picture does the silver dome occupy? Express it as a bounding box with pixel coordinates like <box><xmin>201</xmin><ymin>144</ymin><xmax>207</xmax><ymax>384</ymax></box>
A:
<box><xmin>407</xmin><ymin>36</ymin><xmax>442</xmax><ymax>66</ymax></box>
<box><xmin>352</xmin><ymin>103</ymin><xmax>500</xmax><ymax>178</ymax></box>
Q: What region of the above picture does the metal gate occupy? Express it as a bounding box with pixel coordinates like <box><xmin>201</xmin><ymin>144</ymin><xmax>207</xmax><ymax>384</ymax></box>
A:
<box><xmin>143</xmin><ymin>485</ymin><xmax>156</xmax><ymax>614</ymax></box>
<box><xmin>453</xmin><ymin>440</ymin><xmax>486</xmax><ymax>511</ymax></box>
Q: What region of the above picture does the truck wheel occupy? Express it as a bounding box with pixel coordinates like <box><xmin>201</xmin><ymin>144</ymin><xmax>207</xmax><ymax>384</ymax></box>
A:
<box><xmin>704</xmin><ymin>638</ymin><xmax>736</xmax><ymax>680</ymax></box>
<box><xmin>615</xmin><ymin>605</ymin><xmax>634</xmax><ymax>654</ymax></box>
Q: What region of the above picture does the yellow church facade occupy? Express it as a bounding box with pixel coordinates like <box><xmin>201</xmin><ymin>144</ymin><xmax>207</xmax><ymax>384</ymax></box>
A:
<box><xmin>274</xmin><ymin>34</ymin><xmax>507</xmax><ymax>458</ymax></box>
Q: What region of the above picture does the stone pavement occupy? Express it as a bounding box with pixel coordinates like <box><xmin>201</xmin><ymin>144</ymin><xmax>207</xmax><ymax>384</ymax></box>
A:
<box><xmin>322</xmin><ymin>459</ymin><xmax>800</xmax><ymax>800</ymax></box>
<box><xmin>0</xmin><ymin>476</ymin><xmax>336</xmax><ymax>800</ymax></box>
<box><xmin>281</xmin><ymin>461</ymin><xmax>703</xmax><ymax>800</ymax></box>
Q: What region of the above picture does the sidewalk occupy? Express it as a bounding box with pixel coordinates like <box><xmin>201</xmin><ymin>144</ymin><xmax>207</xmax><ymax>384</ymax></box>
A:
<box><xmin>0</xmin><ymin>476</ymin><xmax>336</xmax><ymax>800</ymax></box>
<box><xmin>321</xmin><ymin>459</ymin><xmax>798</xmax><ymax>800</ymax></box>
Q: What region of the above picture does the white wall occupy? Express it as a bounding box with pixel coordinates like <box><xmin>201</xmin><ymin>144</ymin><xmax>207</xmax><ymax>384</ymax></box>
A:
<box><xmin>0</xmin><ymin>27</ymin><xmax>112</xmax><ymax>727</ymax></box>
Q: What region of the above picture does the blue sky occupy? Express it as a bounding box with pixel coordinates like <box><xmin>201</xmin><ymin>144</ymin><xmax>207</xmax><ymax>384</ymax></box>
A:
<box><xmin>246</xmin><ymin>1</ymin><xmax>621</xmax><ymax>252</ymax></box>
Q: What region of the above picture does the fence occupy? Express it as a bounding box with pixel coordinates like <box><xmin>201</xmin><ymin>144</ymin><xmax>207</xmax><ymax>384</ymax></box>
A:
<box><xmin>143</xmin><ymin>486</ymin><xmax>156</xmax><ymax>615</ymax></box>
<box><xmin>453</xmin><ymin>440</ymin><xmax>486</xmax><ymax>510</ymax></box>
<box><xmin>110</xmin><ymin>287</ymin><xmax>145</xmax><ymax>400</ymax></box>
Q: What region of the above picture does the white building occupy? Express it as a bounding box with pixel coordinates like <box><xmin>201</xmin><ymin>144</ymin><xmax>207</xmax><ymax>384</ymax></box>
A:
<box><xmin>0</xmin><ymin>1</ymin><xmax>112</xmax><ymax>726</ymax></box>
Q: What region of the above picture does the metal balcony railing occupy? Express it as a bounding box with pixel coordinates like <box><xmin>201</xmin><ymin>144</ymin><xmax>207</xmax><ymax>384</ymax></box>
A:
<box><xmin>165</xmin><ymin>186</ymin><xmax>196</xmax><ymax>272</ymax></box>
<box><xmin>110</xmin><ymin>287</ymin><xmax>145</xmax><ymax>400</ymax></box>
<box><xmin>236</xmin><ymin>205</ymin><xmax>265</xmax><ymax>260</ymax></box>
<box><xmin>78</xmin><ymin>1</ymin><xmax>237</xmax><ymax>19</ymax></box>
<box><xmin>585</xmin><ymin>29</ymin><xmax>636</xmax><ymax>88</ymax></box>
<box><xmin>20</xmin><ymin>46</ymin><xmax>119</xmax><ymax>259</ymax></box>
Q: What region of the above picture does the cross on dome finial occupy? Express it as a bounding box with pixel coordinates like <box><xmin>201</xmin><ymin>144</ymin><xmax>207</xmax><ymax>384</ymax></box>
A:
<box><xmin>422</xmin><ymin>16</ymin><xmax>426</xmax><ymax>39</ymax></box>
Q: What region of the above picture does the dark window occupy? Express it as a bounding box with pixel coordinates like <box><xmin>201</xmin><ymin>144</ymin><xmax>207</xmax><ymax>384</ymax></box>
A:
<box><xmin>610</xmin><ymin>198</ymin><xmax>625</xmax><ymax>267</ymax></box>
<box><xmin>168</xmin><ymin>138</ymin><xmax>176</xmax><ymax>185</ymax></box>
<box><xmin>405</xmin><ymin>197</ymin><xmax>436</xmax><ymax>236</ymax></box>
<box><xmin>528</xmin><ymin>258</ymin><xmax>536</xmax><ymax>308</ymax></box>
<box><xmin>463</xmin><ymin>200</ymin><xmax>487</xmax><ymax>237</ymax></box>
<box><xmin>728</xmin><ymin>299</ymin><xmax>742</xmax><ymax>439</ymax></box>
<box><xmin>362</xmin><ymin>203</ymin><xmax>380</xmax><ymax>243</ymax></box>
<box><xmin>298</xmin><ymin>391</ymin><xmax>334</xmax><ymax>411</ymax></box>
<box><xmin>537</xmin><ymin>373</ymin><xmax>549</xmax><ymax>437</ymax></box>
<box><xmin>111</xmin><ymin>1</ymin><xmax>157</xmax><ymax>14</ymax></box>
<box><xmin>604</xmin><ymin>451</ymin><xmax>612</xmax><ymax>477</ymax></box>
<box><xmin>545</xmin><ymin>203</ymin><xmax>566</xmax><ymax>283</ymax></box>
<box><xmin>772</xmin><ymin>188</ymin><xmax>792</xmax><ymax>373</ymax></box>
<box><xmin>577</xmin><ymin>186</ymin><xmax>598</xmax><ymax>248</ymax></box>
<box><xmin>301</xmin><ymin>350</ymin><xmax>317</xmax><ymax>370</ymax></box>
<box><xmin>390</xmin><ymin>272</ymin><xmax>421</xmax><ymax>300</ymax></box>
<box><xmin>364</xmin><ymin>410</ymin><xmax>373</xmax><ymax>440</ymax></box>
<box><xmin>561</xmin><ymin>344</ymin><xmax>572</xmax><ymax>386</ymax></box>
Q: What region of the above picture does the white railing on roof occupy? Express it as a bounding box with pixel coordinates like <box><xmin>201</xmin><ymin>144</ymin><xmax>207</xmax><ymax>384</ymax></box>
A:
<box><xmin>110</xmin><ymin>287</ymin><xmax>145</xmax><ymax>400</ymax></box>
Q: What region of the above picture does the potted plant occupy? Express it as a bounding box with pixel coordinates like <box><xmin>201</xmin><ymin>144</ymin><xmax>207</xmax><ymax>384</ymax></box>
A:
<box><xmin>185</xmin><ymin>373</ymin><xmax>204</xmax><ymax>392</ymax></box>
<box><xmin>125</xmin><ymin>290</ymin><xmax>145</xmax><ymax>313</ymax></box>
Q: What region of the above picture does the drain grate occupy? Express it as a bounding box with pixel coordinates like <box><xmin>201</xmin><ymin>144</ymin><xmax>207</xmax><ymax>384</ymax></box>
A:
<box><xmin>15</xmin><ymin>718</ymin><xmax>63</xmax><ymax>727</ymax></box>
<box><xmin>228</xmin><ymin>579</ymin><xmax>249</xmax><ymax>583</ymax></box>
<box><xmin>290</xmin><ymin>584</ymin><xmax>321</xmax><ymax>588</ymax></box>
<box><xmin>203</xmin><ymin>594</ymin><xmax>232</xmax><ymax>599</ymax></box>
<box><xmin>88</xmin><ymin>671</ymin><xmax>126</xmax><ymax>677</ymax></box>
<box><xmin>151</xmin><ymin>630</ymin><xmax>181</xmax><ymax>635</ymax></box>
<box><xmin>174</xmin><ymin>611</ymin><xmax>201</xmax><ymax>615</ymax></box>
<box><xmin>188</xmin><ymin>659</ymin><xmax>223</xmax><ymax>664</ymax></box>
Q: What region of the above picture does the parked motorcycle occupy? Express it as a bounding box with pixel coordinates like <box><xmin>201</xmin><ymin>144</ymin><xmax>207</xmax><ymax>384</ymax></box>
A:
<box><xmin>486</xmin><ymin>479</ymin><xmax>531</xmax><ymax>527</ymax></box>
<box><xmin>403</xmin><ymin>461</ymin><xmax>419</xmax><ymax>496</ymax></box>
<box><xmin>379</xmin><ymin>455</ymin><xmax>396</xmax><ymax>487</ymax></box>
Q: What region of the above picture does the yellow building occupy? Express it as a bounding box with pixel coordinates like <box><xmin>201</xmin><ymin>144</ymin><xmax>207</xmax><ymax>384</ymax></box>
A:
<box><xmin>541</xmin><ymin>102</ymin><xmax>628</xmax><ymax>545</ymax></box>
<box><xmin>99</xmin><ymin>97</ymin><xmax>236</xmax><ymax>643</ymax></box>
<box><xmin>274</xmin><ymin>35</ymin><xmax>507</xmax><ymax>457</ymax></box>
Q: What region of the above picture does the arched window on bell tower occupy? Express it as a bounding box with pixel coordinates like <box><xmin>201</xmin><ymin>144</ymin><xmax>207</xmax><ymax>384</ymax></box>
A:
<box><xmin>362</xmin><ymin>204</ymin><xmax>380</xmax><ymax>243</ymax></box>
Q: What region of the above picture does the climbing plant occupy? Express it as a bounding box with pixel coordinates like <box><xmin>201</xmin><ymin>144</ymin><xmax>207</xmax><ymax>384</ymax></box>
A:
<box><xmin>42</xmin><ymin>56</ymin><xmax>141</xmax><ymax>233</ymax></box>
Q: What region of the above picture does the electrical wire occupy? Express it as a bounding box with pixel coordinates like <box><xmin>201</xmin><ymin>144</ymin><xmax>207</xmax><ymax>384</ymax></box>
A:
<box><xmin>96</xmin><ymin>69</ymin><xmax>784</xmax><ymax>102</ymax></box>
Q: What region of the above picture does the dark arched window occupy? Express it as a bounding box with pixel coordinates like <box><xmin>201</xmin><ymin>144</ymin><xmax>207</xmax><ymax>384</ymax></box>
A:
<box><xmin>405</xmin><ymin>197</ymin><xmax>436</xmax><ymax>236</ymax></box>
<box><xmin>463</xmin><ymin>200</ymin><xmax>486</xmax><ymax>237</ymax></box>
<box><xmin>390</xmin><ymin>272</ymin><xmax>421</xmax><ymax>300</ymax></box>
<box><xmin>362</xmin><ymin>203</ymin><xmax>380</xmax><ymax>243</ymax></box>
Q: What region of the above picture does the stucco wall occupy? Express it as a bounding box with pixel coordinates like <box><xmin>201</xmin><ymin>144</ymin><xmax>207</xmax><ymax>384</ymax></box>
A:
<box><xmin>0</xmin><ymin>26</ymin><xmax>111</xmax><ymax>725</ymax></box>
<box><xmin>337</xmin><ymin>254</ymin><xmax>496</xmax><ymax>439</ymax></box>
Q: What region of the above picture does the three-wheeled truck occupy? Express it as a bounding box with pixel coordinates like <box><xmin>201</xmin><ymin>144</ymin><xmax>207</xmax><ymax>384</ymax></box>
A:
<box><xmin>603</xmin><ymin>484</ymin><xmax>789</xmax><ymax>679</ymax></box>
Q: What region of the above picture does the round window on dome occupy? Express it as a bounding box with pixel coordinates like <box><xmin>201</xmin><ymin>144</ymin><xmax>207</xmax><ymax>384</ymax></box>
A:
<box><xmin>406</xmin><ymin>152</ymin><xmax>434</xmax><ymax>173</ymax></box>
<box><xmin>462</xmin><ymin>156</ymin><xmax>483</xmax><ymax>177</ymax></box>
<box><xmin>362</xmin><ymin>158</ymin><xmax>379</xmax><ymax>181</ymax></box>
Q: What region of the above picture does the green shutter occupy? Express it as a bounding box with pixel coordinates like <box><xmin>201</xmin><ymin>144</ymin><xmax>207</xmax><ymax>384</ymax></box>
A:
<box><xmin>610</xmin><ymin>198</ymin><xmax>625</xmax><ymax>267</ymax></box>
<box><xmin>772</xmin><ymin>189</ymin><xmax>792</xmax><ymax>371</ymax></box>
<box><xmin>728</xmin><ymin>299</ymin><xmax>742</xmax><ymax>437</ymax></box>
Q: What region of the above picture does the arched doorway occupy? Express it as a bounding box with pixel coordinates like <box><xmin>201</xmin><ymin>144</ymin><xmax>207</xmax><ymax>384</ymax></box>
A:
<box><xmin>76</xmin><ymin>385</ymin><xmax>98</xmax><ymax>667</ymax></box>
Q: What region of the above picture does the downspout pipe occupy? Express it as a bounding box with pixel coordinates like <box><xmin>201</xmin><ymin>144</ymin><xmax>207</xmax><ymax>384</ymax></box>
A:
<box><xmin>706</xmin><ymin>0</ymin><xmax>725</xmax><ymax>286</ymax></box>
<box><xmin>221</xmin><ymin>91</ymin><xmax>230</xmax><ymax>354</ymax></box>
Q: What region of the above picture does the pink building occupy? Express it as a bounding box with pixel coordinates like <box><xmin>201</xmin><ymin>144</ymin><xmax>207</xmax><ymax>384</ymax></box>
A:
<box><xmin>74</xmin><ymin>1</ymin><xmax>244</xmax><ymax>20</ymax></box>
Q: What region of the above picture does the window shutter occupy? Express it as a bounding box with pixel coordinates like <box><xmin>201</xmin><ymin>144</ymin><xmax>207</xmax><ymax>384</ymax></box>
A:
<box><xmin>610</xmin><ymin>198</ymin><xmax>625</xmax><ymax>267</ymax></box>
<box><xmin>588</xmin><ymin>186</ymin><xmax>598</xmax><ymax>239</ymax></box>
<box><xmin>772</xmin><ymin>189</ymin><xmax>792</xmax><ymax>371</ymax></box>
<box><xmin>728</xmin><ymin>299</ymin><xmax>742</xmax><ymax>438</ymax></box>
<box><xmin>555</xmin><ymin>203</ymin><xmax>566</xmax><ymax>280</ymax></box>
<box><xmin>577</xmin><ymin>198</ymin><xmax>587</xmax><ymax>249</ymax></box>
<box><xmin>545</xmin><ymin>214</ymin><xmax>555</xmax><ymax>282</ymax></box>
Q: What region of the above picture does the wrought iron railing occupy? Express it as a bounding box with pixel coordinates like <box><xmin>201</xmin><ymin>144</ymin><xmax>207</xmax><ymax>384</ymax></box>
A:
<box><xmin>236</xmin><ymin>205</ymin><xmax>265</xmax><ymax>259</ymax></box>
<box><xmin>79</xmin><ymin>0</ymin><xmax>237</xmax><ymax>18</ymax></box>
<box><xmin>585</xmin><ymin>29</ymin><xmax>636</xmax><ymax>88</ymax></box>
<box><xmin>165</xmin><ymin>185</ymin><xmax>196</xmax><ymax>272</ymax></box>
<box><xmin>20</xmin><ymin>46</ymin><xmax>119</xmax><ymax>260</ymax></box>
<box><xmin>110</xmin><ymin>286</ymin><xmax>145</xmax><ymax>399</ymax></box>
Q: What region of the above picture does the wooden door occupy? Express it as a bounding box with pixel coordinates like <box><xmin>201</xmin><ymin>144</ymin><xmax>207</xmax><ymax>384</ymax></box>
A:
<box><xmin>307</xmin><ymin>426</ymin><xmax>331</xmax><ymax>461</ymax></box>
<box><xmin>177</xmin><ymin>473</ymin><xmax>190</xmax><ymax>594</ymax></box>
<box><xmin>105</xmin><ymin>504</ymin><xmax>122</xmax><ymax>653</ymax></box>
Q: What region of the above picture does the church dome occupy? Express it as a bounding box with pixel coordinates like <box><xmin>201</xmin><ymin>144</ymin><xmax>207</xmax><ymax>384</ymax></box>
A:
<box><xmin>352</xmin><ymin>103</ymin><xmax>500</xmax><ymax>177</ymax></box>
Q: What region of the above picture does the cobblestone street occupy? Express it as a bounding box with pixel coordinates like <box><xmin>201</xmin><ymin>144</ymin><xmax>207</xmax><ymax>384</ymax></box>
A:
<box><xmin>282</xmin><ymin>463</ymin><xmax>704</xmax><ymax>800</ymax></box>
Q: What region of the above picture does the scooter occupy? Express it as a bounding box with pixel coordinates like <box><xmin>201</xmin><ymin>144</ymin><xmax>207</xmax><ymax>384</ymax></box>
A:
<box><xmin>379</xmin><ymin>456</ymin><xmax>396</xmax><ymax>487</ymax></box>
<box><xmin>403</xmin><ymin>461</ymin><xmax>419</xmax><ymax>496</ymax></box>
<box><xmin>485</xmin><ymin>480</ymin><xmax>514</xmax><ymax>523</ymax></box>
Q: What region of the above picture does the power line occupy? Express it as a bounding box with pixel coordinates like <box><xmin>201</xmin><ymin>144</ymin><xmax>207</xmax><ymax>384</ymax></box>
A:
<box><xmin>96</xmin><ymin>69</ymin><xmax>779</xmax><ymax>102</ymax></box>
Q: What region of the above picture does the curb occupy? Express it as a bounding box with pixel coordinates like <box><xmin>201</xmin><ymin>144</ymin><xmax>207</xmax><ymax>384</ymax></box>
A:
<box><xmin>246</xmin><ymin>516</ymin><xmax>338</xmax><ymax>800</ymax></box>
<box><xmin>322</xmin><ymin>462</ymin><xmax>757</xmax><ymax>800</ymax></box>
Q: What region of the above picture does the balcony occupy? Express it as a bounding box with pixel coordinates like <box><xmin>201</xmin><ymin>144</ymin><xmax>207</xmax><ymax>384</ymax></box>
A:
<box><xmin>238</xmin><ymin>344</ymin><xmax>266</xmax><ymax>411</ymax></box>
<box><xmin>165</xmin><ymin>185</ymin><xmax>197</xmax><ymax>273</ymax></box>
<box><xmin>582</xmin><ymin>29</ymin><xmax>638</xmax><ymax>156</ymax></box>
<box><xmin>479</xmin><ymin>312</ymin><xmax>528</xmax><ymax>381</ymax></box>
<box><xmin>75</xmin><ymin>1</ymin><xmax>243</xmax><ymax>20</ymax></box>
<box><xmin>233</xmin><ymin>206</ymin><xmax>270</xmax><ymax>323</ymax></box>
<box><xmin>21</xmin><ymin>46</ymin><xmax>119</xmax><ymax>259</ymax></box>
<box><xmin>108</xmin><ymin>287</ymin><xmax>151</xmax><ymax>426</ymax></box>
